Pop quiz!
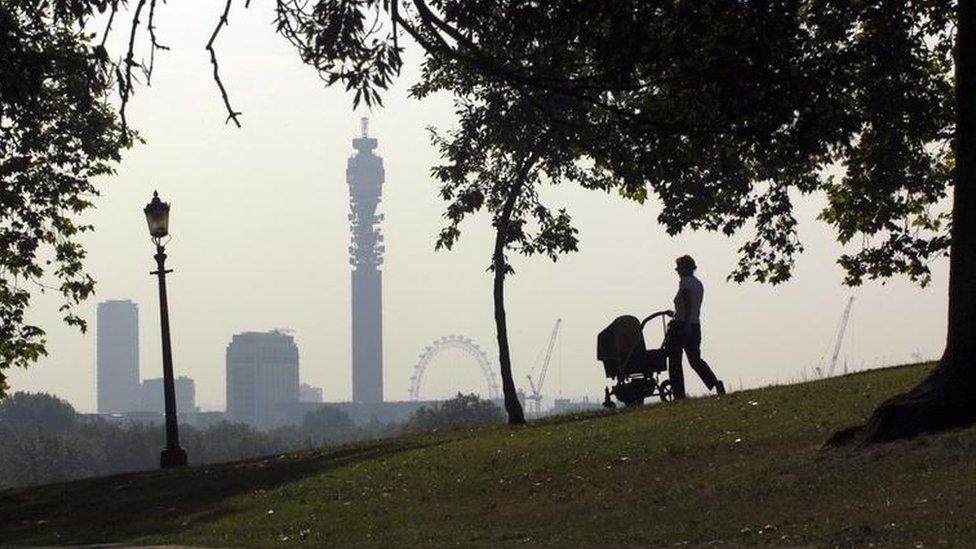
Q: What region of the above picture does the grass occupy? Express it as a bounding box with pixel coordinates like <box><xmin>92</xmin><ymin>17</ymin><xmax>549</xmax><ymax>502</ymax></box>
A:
<box><xmin>3</xmin><ymin>362</ymin><xmax>975</xmax><ymax>547</ymax></box>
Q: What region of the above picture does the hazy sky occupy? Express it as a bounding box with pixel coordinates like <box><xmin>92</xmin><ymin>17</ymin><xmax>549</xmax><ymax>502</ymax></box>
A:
<box><xmin>10</xmin><ymin>2</ymin><xmax>950</xmax><ymax>412</ymax></box>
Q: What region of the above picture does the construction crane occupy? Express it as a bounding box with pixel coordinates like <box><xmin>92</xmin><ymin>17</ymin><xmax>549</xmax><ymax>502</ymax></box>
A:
<box><xmin>525</xmin><ymin>319</ymin><xmax>562</xmax><ymax>414</ymax></box>
<box><xmin>826</xmin><ymin>297</ymin><xmax>855</xmax><ymax>378</ymax></box>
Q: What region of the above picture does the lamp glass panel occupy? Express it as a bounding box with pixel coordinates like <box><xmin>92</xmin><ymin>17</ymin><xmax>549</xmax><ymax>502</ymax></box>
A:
<box><xmin>144</xmin><ymin>203</ymin><xmax>170</xmax><ymax>238</ymax></box>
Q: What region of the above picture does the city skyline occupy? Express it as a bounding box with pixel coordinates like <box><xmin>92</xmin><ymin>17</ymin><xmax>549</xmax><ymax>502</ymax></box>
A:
<box><xmin>7</xmin><ymin>1</ymin><xmax>949</xmax><ymax>413</ymax></box>
<box><xmin>0</xmin><ymin>3</ymin><xmax>968</xmax><ymax>545</ymax></box>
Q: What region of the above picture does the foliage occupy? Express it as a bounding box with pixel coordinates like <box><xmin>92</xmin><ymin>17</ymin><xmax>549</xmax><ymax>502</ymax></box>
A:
<box><xmin>409</xmin><ymin>45</ymin><xmax>620</xmax><ymax>424</ymax></box>
<box><xmin>1</xmin><ymin>0</ymin><xmax>957</xmax><ymax>403</ymax></box>
<box><xmin>0</xmin><ymin>392</ymin><xmax>77</xmax><ymax>431</ymax></box>
<box><xmin>418</xmin><ymin>88</ymin><xmax>609</xmax><ymax>272</ymax></box>
<box><xmin>404</xmin><ymin>392</ymin><xmax>504</xmax><ymax>432</ymax></box>
<box><xmin>0</xmin><ymin>428</ymin><xmax>106</xmax><ymax>488</ymax></box>
<box><xmin>274</xmin><ymin>0</ymin><xmax>402</xmax><ymax>107</ymax></box>
<box><xmin>184</xmin><ymin>422</ymin><xmax>309</xmax><ymax>464</ymax></box>
<box><xmin>0</xmin><ymin>392</ymin><xmax>315</xmax><ymax>489</ymax></box>
<box><xmin>302</xmin><ymin>405</ymin><xmax>357</xmax><ymax>444</ymax></box>
<box><xmin>279</xmin><ymin>1</ymin><xmax>955</xmax><ymax>288</ymax></box>
<box><xmin>0</xmin><ymin>393</ymin><xmax>427</xmax><ymax>489</ymax></box>
<box><xmin>0</xmin><ymin>417</ymin><xmax>318</xmax><ymax>489</ymax></box>
<box><xmin>0</xmin><ymin>1</ymin><xmax>127</xmax><ymax>394</ymax></box>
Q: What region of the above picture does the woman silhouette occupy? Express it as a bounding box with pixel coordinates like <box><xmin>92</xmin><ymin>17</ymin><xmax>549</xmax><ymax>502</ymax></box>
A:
<box><xmin>666</xmin><ymin>255</ymin><xmax>725</xmax><ymax>398</ymax></box>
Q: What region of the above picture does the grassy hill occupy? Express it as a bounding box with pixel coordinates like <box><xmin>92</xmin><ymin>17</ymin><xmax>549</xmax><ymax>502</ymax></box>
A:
<box><xmin>2</xmin><ymin>363</ymin><xmax>975</xmax><ymax>548</ymax></box>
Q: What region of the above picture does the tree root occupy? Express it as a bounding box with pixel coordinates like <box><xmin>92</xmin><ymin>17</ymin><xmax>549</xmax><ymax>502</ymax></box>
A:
<box><xmin>827</xmin><ymin>360</ymin><xmax>976</xmax><ymax>447</ymax></box>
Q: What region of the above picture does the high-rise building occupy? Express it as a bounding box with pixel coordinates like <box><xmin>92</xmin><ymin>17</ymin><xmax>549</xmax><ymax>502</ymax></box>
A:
<box><xmin>138</xmin><ymin>376</ymin><xmax>196</xmax><ymax>415</ymax></box>
<box><xmin>299</xmin><ymin>383</ymin><xmax>323</xmax><ymax>403</ymax></box>
<box><xmin>225</xmin><ymin>331</ymin><xmax>300</xmax><ymax>429</ymax></box>
<box><xmin>347</xmin><ymin>117</ymin><xmax>385</xmax><ymax>403</ymax></box>
<box><xmin>97</xmin><ymin>300</ymin><xmax>140</xmax><ymax>413</ymax></box>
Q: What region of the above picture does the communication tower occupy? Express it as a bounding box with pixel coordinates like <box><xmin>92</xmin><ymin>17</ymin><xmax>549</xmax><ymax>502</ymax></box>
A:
<box><xmin>347</xmin><ymin>117</ymin><xmax>385</xmax><ymax>403</ymax></box>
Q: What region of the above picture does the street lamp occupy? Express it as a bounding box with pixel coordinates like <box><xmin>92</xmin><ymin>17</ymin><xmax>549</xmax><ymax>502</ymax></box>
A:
<box><xmin>144</xmin><ymin>190</ymin><xmax>188</xmax><ymax>468</ymax></box>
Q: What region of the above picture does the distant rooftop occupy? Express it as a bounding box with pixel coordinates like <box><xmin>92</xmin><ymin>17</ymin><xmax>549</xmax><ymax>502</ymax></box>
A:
<box><xmin>98</xmin><ymin>299</ymin><xmax>138</xmax><ymax>309</ymax></box>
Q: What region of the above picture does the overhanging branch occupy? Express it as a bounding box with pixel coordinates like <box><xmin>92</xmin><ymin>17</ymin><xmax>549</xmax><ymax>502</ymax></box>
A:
<box><xmin>207</xmin><ymin>0</ymin><xmax>243</xmax><ymax>127</ymax></box>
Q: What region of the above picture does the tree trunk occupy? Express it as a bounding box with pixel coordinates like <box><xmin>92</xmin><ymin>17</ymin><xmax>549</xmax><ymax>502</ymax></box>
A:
<box><xmin>493</xmin><ymin>181</ymin><xmax>527</xmax><ymax>426</ymax></box>
<box><xmin>831</xmin><ymin>1</ymin><xmax>976</xmax><ymax>444</ymax></box>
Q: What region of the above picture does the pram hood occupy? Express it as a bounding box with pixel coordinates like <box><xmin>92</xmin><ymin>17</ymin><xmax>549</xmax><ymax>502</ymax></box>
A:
<box><xmin>597</xmin><ymin>315</ymin><xmax>647</xmax><ymax>378</ymax></box>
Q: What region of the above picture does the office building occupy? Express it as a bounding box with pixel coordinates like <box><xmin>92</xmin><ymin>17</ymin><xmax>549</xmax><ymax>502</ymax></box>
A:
<box><xmin>97</xmin><ymin>300</ymin><xmax>140</xmax><ymax>413</ymax></box>
<box><xmin>138</xmin><ymin>376</ymin><xmax>196</xmax><ymax>415</ymax></box>
<box><xmin>226</xmin><ymin>330</ymin><xmax>300</xmax><ymax>429</ymax></box>
<box><xmin>300</xmin><ymin>383</ymin><xmax>323</xmax><ymax>403</ymax></box>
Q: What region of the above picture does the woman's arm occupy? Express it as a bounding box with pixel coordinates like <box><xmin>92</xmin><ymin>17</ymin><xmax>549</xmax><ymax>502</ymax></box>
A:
<box><xmin>679</xmin><ymin>287</ymin><xmax>693</xmax><ymax>333</ymax></box>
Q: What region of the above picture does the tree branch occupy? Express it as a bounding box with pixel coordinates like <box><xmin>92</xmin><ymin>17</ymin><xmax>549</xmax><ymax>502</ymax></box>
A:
<box><xmin>119</xmin><ymin>0</ymin><xmax>148</xmax><ymax>135</ymax></box>
<box><xmin>207</xmin><ymin>0</ymin><xmax>243</xmax><ymax>127</ymax></box>
<box><xmin>146</xmin><ymin>0</ymin><xmax>170</xmax><ymax>85</ymax></box>
<box><xmin>100</xmin><ymin>0</ymin><xmax>119</xmax><ymax>49</ymax></box>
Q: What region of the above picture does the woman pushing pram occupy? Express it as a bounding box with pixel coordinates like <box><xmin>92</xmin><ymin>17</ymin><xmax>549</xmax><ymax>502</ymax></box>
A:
<box><xmin>667</xmin><ymin>255</ymin><xmax>725</xmax><ymax>398</ymax></box>
<box><xmin>597</xmin><ymin>254</ymin><xmax>725</xmax><ymax>407</ymax></box>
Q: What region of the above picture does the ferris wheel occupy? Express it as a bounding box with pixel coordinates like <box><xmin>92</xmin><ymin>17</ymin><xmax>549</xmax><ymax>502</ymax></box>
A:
<box><xmin>408</xmin><ymin>335</ymin><xmax>500</xmax><ymax>401</ymax></box>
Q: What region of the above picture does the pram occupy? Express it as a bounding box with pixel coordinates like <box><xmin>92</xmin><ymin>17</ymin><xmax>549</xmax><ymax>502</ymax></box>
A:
<box><xmin>597</xmin><ymin>311</ymin><xmax>674</xmax><ymax>408</ymax></box>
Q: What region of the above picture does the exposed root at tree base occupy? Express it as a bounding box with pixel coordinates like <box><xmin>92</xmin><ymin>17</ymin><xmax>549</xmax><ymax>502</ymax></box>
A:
<box><xmin>827</xmin><ymin>360</ymin><xmax>976</xmax><ymax>447</ymax></box>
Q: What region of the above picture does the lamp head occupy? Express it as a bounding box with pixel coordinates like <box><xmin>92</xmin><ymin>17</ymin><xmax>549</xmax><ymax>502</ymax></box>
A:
<box><xmin>144</xmin><ymin>190</ymin><xmax>170</xmax><ymax>242</ymax></box>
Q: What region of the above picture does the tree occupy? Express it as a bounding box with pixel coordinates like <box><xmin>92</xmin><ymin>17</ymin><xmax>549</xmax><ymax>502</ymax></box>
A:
<box><xmin>276</xmin><ymin>1</ymin><xmax>963</xmax><ymax>440</ymax></box>
<box><xmin>412</xmin><ymin>66</ymin><xmax>612</xmax><ymax>424</ymax></box>
<box><xmin>4</xmin><ymin>1</ymin><xmax>963</xmax><ymax>438</ymax></box>
<box><xmin>0</xmin><ymin>415</ymin><xmax>315</xmax><ymax>488</ymax></box>
<box><xmin>0</xmin><ymin>429</ymin><xmax>105</xmax><ymax>488</ymax></box>
<box><xmin>405</xmin><ymin>393</ymin><xmax>504</xmax><ymax>432</ymax></box>
<box><xmin>0</xmin><ymin>1</ymin><xmax>127</xmax><ymax>395</ymax></box>
<box><xmin>0</xmin><ymin>0</ymin><xmax>250</xmax><ymax>393</ymax></box>
<box><xmin>849</xmin><ymin>2</ymin><xmax>976</xmax><ymax>442</ymax></box>
<box><xmin>302</xmin><ymin>405</ymin><xmax>357</xmax><ymax>443</ymax></box>
<box><xmin>0</xmin><ymin>392</ymin><xmax>78</xmax><ymax>431</ymax></box>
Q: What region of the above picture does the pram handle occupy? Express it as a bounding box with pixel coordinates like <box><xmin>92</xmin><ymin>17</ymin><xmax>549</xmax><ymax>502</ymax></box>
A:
<box><xmin>617</xmin><ymin>310</ymin><xmax>674</xmax><ymax>376</ymax></box>
<box><xmin>640</xmin><ymin>310</ymin><xmax>673</xmax><ymax>328</ymax></box>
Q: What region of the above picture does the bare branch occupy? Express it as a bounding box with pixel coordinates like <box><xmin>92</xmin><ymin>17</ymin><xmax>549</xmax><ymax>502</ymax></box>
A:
<box><xmin>100</xmin><ymin>0</ymin><xmax>119</xmax><ymax>49</ymax></box>
<box><xmin>120</xmin><ymin>0</ymin><xmax>149</xmax><ymax>135</ymax></box>
<box><xmin>146</xmin><ymin>0</ymin><xmax>170</xmax><ymax>85</ymax></box>
<box><xmin>207</xmin><ymin>0</ymin><xmax>243</xmax><ymax>127</ymax></box>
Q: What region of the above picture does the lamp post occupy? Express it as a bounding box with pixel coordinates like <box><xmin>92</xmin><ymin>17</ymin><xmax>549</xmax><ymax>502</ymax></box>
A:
<box><xmin>144</xmin><ymin>191</ymin><xmax>188</xmax><ymax>468</ymax></box>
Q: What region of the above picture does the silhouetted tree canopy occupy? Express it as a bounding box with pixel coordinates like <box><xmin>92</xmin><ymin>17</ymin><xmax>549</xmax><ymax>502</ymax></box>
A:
<box><xmin>405</xmin><ymin>393</ymin><xmax>504</xmax><ymax>432</ymax></box>
<box><xmin>414</xmin><ymin>63</ymin><xmax>615</xmax><ymax>423</ymax></box>
<box><xmin>0</xmin><ymin>1</ymin><xmax>127</xmax><ymax>394</ymax></box>
<box><xmin>0</xmin><ymin>1</ymin><xmax>966</xmax><ymax>438</ymax></box>
<box><xmin>302</xmin><ymin>405</ymin><xmax>357</xmax><ymax>443</ymax></box>
<box><xmin>0</xmin><ymin>392</ymin><xmax>77</xmax><ymax>431</ymax></box>
<box><xmin>282</xmin><ymin>0</ymin><xmax>954</xmax><ymax>287</ymax></box>
<box><xmin>285</xmin><ymin>1</ymin><xmax>952</xmax><ymax>425</ymax></box>
<box><xmin>0</xmin><ymin>392</ymin><xmax>412</xmax><ymax>487</ymax></box>
<box><xmin>282</xmin><ymin>0</ymin><xmax>970</xmax><ymax>440</ymax></box>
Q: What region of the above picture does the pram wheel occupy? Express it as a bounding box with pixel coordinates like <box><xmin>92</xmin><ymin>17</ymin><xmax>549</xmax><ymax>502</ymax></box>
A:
<box><xmin>659</xmin><ymin>380</ymin><xmax>674</xmax><ymax>402</ymax></box>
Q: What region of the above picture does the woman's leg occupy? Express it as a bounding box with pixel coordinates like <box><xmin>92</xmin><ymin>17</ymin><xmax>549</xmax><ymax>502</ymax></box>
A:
<box><xmin>666</xmin><ymin>321</ymin><xmax>687</xmax><ymax>398</ymax></box>
<box><xmin>686</xmin><ymin>323</ymin><xmax>719</xmax><ymax>390</ymax></box>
